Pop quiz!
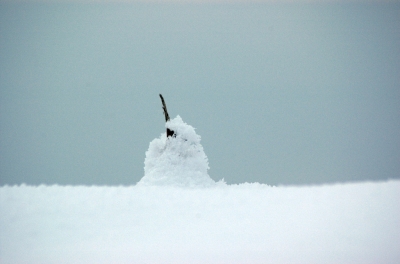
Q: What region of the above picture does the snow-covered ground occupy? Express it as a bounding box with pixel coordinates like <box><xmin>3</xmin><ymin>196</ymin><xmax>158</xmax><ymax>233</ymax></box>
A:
<box><xmin>1</xmin><ymin>181</ymin><xmax>399</xmax><ymax>264</ymax></box>
<box><xmin>1</xmin><ymin>116</ymin><xmax>399</xmax><ymax>263</ymax></box>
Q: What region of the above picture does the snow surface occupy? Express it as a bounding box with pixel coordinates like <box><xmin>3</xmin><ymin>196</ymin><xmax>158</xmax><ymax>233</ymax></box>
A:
<box><xmin>1</xmin><ymin>116</ymin><xmax>399</xmax><ymax>263</ymax></box>
<box><xmin>1</xmin><ymin>181</ymin><xmax>399</xmax><ymax>264</ymax></box>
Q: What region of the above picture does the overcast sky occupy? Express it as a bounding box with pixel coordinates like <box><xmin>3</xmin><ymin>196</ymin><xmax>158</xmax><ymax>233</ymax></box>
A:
<box><xmin>1</xmin><ymin>1</ymin><xmax>399</xmax><ymax>186</ymax></box>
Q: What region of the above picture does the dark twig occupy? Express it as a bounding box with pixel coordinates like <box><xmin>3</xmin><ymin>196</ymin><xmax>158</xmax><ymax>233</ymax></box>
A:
<box><xmin>159</xmin><ymin>94</ymin><xmax>175</xmax><ymax>137</ymax></box>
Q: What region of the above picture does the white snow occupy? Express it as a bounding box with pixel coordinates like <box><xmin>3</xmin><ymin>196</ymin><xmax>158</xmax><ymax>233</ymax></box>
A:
<box><xmin>1</xmin><ymin>181</ymin><xmax>399</xmax><ymax>263</ymax></box>
<box><xmin>1</xmin><ymin>116</ymin><xmax>399</xmax><ymax>263</ymax></box>
<box><xmin>138</xmin><ymin>115</ymin><xmax>216</xmax><ymax>187</ymax></box>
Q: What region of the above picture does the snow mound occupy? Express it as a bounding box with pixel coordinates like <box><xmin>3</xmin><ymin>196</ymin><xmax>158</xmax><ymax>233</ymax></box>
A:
<box><xmin>138</xmin><ymin>115</ymin><xmax>216</xmax><ymax>187</ymax></box>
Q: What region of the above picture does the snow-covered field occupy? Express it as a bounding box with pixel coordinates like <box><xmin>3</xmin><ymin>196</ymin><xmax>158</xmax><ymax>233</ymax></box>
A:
<box><xmin>1</xmin><ymin>181</ymin><xmax>399</xmax><ymax>264</ymax></box>
<box><xmin>1</xmin><ymin>117</ymin><xmax>399</xmax><ymax>263</ymax></box>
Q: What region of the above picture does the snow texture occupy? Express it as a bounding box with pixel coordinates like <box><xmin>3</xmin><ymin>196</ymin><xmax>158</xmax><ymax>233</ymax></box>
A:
<box><xmin>138</xmin><ymin>115</ymin><xmax>216</xmax><ymax>187</ymax></box>
<box><xmin>1</xmin><ymin>116</ymin><xmax>399</xmax><ymax>263</ymax></box>
<box><xmin>1</xmin><ymin>181</ymin><xmax>399</xmax><ymax>264</ymax></box>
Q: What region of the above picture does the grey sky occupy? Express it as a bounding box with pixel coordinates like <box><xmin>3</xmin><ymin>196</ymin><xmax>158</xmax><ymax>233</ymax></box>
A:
<box><xmin>1</xmin><ymin>2</ymin><xmax>399</xmax><ymax>186</ymax></box>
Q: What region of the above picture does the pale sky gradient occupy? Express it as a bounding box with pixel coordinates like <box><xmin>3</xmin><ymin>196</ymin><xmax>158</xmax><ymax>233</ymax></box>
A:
<box><xmin>1</xmin><ymin>1</ymin><xmax>399</xmax><ymax>185</ymax></box>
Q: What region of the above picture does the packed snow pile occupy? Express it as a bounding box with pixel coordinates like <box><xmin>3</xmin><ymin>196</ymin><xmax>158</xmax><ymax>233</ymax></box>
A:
<box><xmin>1</xmin><ymin>181</ymin><xmax>399</xmax><ymax>264</ymax></box>
<box><xmin>138</xmin><ymin>115</ymin><xmax>217</xmax><ymax>187</ymax></box>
